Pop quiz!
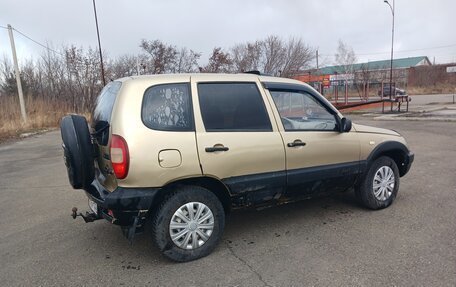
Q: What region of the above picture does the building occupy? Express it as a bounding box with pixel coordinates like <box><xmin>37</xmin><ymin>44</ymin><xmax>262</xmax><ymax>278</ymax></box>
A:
<box><xmin>295</xmin><ymin>56</ymin><xmax>432</xmax><ymax>88</ymax></box>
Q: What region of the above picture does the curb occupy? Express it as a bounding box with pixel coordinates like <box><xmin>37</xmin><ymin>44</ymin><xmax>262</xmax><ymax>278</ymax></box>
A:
<box><xmin>373</xmin><ymin>116</ymin><xmax>456</xmax><ymax>122</ymax></box>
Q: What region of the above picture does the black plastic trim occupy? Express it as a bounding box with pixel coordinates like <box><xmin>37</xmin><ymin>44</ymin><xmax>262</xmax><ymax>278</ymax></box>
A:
<box><xmin>403</xmin><ymin>152</ymin><xmax>414</xmax><ymax>175</ymax></box>
<box><xmin>222</xmin><ymin>170</ymin><xmax>286</xmax><ymax>206</ymax></box>
<box><xmin>286</xmin><ymin>161</ymin><xmax>361</xmax><ymax>186</ymax></box>
<box><xmin>223</xmin><ymin>170</ymin><xmax>286</xmax><ymax>195</ymax></box>
<box><xmin>84</xmin><ymin>179</ymin><xmax>160</xmax><ymax>211</ymax></box>
<box><xmin>221</xmin><ymin>161</ymin><xmax>362</xmax><ymax>206</ymax></box>
<box><xmin>365</xmin><ymin>141</ymin><xmax>414</xmax><ymax>177</ymax></box>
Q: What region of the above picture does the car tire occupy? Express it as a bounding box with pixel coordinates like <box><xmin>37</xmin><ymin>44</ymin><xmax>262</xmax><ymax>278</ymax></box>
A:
<box><xmin>60</xmin><ymin>115</ymin><xmax>95</xmax><ymax>189</ymax></box>
<box><xmin>152</xmin><ymin>186</ymin><xmax>225</xmax><ymax>262</ymax></box>
<box><xmin>355</xmin><ymin>156</ymin><xmax>400</xmax><ymax>210</ymax></box>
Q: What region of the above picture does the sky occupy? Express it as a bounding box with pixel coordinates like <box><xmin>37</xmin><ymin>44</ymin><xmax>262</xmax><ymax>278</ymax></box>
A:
<box><xmin>1</xmin><ymin>0</ymin><xmax>455</xmax><ymax>68</ymax></box>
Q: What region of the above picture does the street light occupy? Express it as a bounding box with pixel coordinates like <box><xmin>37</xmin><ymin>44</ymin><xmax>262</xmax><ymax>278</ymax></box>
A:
<box><xmin>384</xmin><ymin>0</ymin><xmax>395</xmax><ymax>112</ymax></box>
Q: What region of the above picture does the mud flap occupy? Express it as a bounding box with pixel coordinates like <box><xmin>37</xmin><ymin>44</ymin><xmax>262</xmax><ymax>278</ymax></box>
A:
<box><xmin>121</xmin><ymin>210</ymin><xmax>148</xmax><ymax>244</ymax></box>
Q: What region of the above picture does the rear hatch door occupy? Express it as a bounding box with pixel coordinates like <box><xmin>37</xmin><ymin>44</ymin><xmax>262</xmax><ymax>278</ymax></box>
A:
<box><xmin>92</xmin><ymin>81</ymin><xmax>123</xmax><ymax>191</ymax></box>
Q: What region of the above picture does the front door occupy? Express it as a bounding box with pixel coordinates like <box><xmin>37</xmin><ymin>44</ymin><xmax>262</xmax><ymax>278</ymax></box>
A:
<box><xmin>191</xmin><ymin>75</ymin><xmax>286</xmax><ymax>207</ymax></box>
<box><xmin>267</xmin><ymin>88</ymin><xmax>360</xmax><ymax>199</ymax></box>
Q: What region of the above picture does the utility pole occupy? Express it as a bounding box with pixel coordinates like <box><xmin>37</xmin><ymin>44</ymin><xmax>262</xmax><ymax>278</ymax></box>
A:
<box><xmin>92</xmin><ymin>0</ymin><xmax>106</xmax><ymax>86</ymax></box>
<box><xmin>7</xmin><ymin>24</ymin><xmax>27</xmax><ymax>123</ymax></box>
<box><xmin>316</xmin><ymin>50</ymin><xmax>319</xmax><ymax>69</ymax></box>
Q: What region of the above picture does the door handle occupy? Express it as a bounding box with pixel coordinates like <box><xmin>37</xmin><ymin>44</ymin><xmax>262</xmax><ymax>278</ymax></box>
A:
<box><xmin>287</xmin><ymin>140</ymin><xmax>306</xmax><ymax>147</ymax></box>
<box><xmin>205</xmin><ymin>146</ymin><xmax>229</xmax><ymax>152</ymax></box>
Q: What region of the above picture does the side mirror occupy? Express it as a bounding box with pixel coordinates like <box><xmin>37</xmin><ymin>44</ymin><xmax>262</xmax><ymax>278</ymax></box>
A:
<box><xmin>340</xmin><ymin>117</ymin><xmax>352</xmax><ymax>133</ymax></box>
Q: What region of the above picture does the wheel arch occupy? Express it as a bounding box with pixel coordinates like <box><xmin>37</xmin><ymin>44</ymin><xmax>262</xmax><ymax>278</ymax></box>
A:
<box><xmin>366</xmin><ymin>141</ymin><xmax>410</xmax><ymax>177</ymax></box>
<box><xmin>151</xmin><ymin>176</ymin><xmax>232</xmax><ymax>214</ymax></box>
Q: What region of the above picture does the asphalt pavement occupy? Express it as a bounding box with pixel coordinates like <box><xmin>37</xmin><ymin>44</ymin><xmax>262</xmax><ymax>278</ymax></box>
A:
<box><xmin>1</xmin><ymin>118</ymin><xmax>455</xmax><ymax>286</ymax></box>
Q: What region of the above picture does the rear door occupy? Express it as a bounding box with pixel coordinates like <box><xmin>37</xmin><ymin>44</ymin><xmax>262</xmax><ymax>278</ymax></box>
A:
<box><xmin>265</xmin><ymin>84</ymin><xmax>360</xmax><ymax>199</ymax></box>
<box><xmin>191</xmin><ymin>75</ymin><xmax>286</xmax><ymax>206</ymax></box>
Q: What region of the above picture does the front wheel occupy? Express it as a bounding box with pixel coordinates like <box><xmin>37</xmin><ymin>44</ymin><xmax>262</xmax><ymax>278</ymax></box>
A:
<box><xmin>355</xmin><ymin>156</ymin><xmax>400</xmax><ymax>210</ymax></box>
<box><xmin>152</xmin><ymin>186</ymin><xmax>225</xmax><ymax>262</ymax></box>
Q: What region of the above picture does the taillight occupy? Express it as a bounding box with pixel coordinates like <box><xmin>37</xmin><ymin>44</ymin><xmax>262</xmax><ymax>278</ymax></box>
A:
<box><xmin>110</xmin><ymin>134</ymin><xmax>129</xmax><ymax>179</ymax></box>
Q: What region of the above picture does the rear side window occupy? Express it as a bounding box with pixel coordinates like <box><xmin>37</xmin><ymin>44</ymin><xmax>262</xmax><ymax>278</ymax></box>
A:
<box><xmin>93</xmin><ymin>81</ymin><xmax>122</xmax><ymax>123</ymax></box>
<box><xmin>198</xmin><ymin>83</ymin><xmax>272</xmax><ymax>132</ymax></box>
<box><xmin>142</xmin><ymin>83</ymin><xmax>193</xmax><ymax>131</ymax></box>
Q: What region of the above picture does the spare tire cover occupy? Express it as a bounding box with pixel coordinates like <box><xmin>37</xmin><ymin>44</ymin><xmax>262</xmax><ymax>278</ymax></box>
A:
<box><xmin>60</xmin><ymin>115</ymin><xmax>95</xmax><ymax>189</ymax></box>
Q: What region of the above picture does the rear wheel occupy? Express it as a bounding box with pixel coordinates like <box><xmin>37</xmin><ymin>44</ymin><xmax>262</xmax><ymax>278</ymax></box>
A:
<box><xmin>152</xmin><ymin>186</ymin><xmax>225</xmax><ymax>262</ymax></box>
<box><xmin>355</xmin><ymin>156</ymin><xmax>400</xmax><ymax>210</ymax></box>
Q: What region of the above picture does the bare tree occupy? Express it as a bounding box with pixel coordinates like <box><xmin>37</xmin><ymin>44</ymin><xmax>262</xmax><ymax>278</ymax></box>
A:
<box><xmin>109</xmin><ymin>54</ymin><xmax>139</xmax><ymax>79</ymax></box>
<box><xmin>64</xmin><ymin>45</ymin><xmax>103</xmax><ymax>112</ymax></box>
<box><xmin>0</xmin><ymin>56</ymin><xmax>17</xmax><ymax>96</ymax></box>
<box><xmin>261</xmin><ymin>35</ymin><xmax>285</xmax><ymax>75</ymax></box>
<box><xmin>139</xmin><ymin>39</ymin><xmax>202</xmax><ymax>74</ymax></box>
<box><xmin>231</xmin><ymin>41</ymin><xmax>262</xmax><ymax>72</ymax></box>
<box><xmin>175</xmin><ymin>48</ymin><xmax>201</xmax><ymax>73</ymax></box>
<box><xmin>201</xmin><ymin>47</ymin><xmax>233</xmax><ymax>73</ymax></box>
<box><xmin>280</xmin><ymin>37</ymin><xmax>314</xmax><ymax>77</ymax></box>
<box><xmin>230</xmin><ymin>36</ymin><xmax>314</xmax><ymax>76</ymax></box>
<box><xmin>334</xmin><ymin>39</ymin><xmax>357</xmax><ymax>74</ymax></box>
<box><xmin>140</xmin><ymin>39</ymin><xmax>178</xmax><ymax>74</ymax></box>
<box><xmin>356</xmin><ymin>63</ymin><xmax>370</xmax><ymax>82</ymax></box>
<box><xmin>0</xmin><ymin>35</ymin><xmax>317</xmax><ymax>123</ymax></box>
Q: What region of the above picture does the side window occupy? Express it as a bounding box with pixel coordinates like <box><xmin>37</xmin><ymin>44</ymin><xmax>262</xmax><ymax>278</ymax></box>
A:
<box><xmin>198</xmin><ymin>83</ymin><xmax>272</xmax><ymax>132</ymax></box>
<box><xmin>142</xmin><ymin>83</ymin><xmax>193</xmax><ymax>131</ymax></box>
<box><xmin>270</xmin><ymin>91</ymin><xmax>337</xmax><ymax>131</ymax></box>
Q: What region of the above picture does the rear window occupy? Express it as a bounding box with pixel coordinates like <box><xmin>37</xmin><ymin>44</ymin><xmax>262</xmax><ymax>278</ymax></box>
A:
<box><xmin>93</xmin><ymin>81</ymin><xmax>122</xmax><ymax>123</ymax></box>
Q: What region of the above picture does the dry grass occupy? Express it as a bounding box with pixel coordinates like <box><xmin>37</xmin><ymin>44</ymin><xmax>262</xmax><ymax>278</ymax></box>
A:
<box><xmin>408</xmin><ymin>84</ymin><xmax>456</xmax><ymax>95</ymax></box>
<box><xmin>0</xmin><ymin>96</ymin><xmax>89</xmax><ymax>142</ymax></box>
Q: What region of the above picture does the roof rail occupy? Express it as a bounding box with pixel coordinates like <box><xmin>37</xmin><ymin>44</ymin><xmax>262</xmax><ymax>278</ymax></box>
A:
<box><xmin>243</xmin><ymin>70</ymin><xmax>274</xmax><ymax>76</ymax></box>
<box><xmin>244</xmin><ymin>70</ymin><xmax>261</xmax><ymax>75</ymax></box>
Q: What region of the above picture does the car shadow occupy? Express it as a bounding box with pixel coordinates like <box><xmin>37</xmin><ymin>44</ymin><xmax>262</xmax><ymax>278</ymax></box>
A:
<box><xmin>79</xmin><ymin>190</ymin><xmax>365</xmax><ymax>265</ymax></box>
<box><xmin>223</xmin><ymin>190</ymin><xmax>363</xmax><ymax>236</ymax></box>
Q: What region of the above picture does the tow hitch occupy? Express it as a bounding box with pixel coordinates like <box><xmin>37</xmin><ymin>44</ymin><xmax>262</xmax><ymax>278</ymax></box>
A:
<box><xmin>71</xmin><ymin>207</ymin><xmax>100</xmax><ymax>223</ymax></box>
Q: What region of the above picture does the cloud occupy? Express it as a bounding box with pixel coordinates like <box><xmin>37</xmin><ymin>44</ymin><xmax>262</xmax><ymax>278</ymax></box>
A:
<box><xmin>1</xmin><ymin>0</ymin><xmax>455</xmax><ymax>65</ymax></box>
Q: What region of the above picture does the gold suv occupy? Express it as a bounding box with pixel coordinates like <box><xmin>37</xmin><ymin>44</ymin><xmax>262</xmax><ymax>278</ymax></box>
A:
<box><xmin>60</xmin><ymin>73</ymin><xmax>414</xmax><ymax>262</ymax></box>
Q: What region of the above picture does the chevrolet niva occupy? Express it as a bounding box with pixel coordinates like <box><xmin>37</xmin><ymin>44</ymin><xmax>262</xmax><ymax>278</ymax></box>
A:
<box><xmin>60</xmin><ymin>73</ymin><xmax>414</xmax><ymax>262</ymax></box>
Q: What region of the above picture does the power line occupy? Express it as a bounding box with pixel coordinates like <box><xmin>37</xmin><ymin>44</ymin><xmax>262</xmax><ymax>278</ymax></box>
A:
<box><xmin>1</xmin><ymin>24</ymin><xmax>93</xmax><ymax>65</ymax></box>
<box><xmin>358</xmin><ymin>44</ymin><xmax>456</xmax><ymax>56</ymax></box>
<box><xmin>320</xmin><ymin>43</ymin><xmax>456</xmax><ymax>57</ymax></box>
<box><xmin>11</xmin><ymin>27</ymin><xmax>66</xmax><ymax>58</ymax></box>
<box><xmin>1</xmin><ymin>24</ymin><xmax>66</xmax><ymax>57</ymax></box>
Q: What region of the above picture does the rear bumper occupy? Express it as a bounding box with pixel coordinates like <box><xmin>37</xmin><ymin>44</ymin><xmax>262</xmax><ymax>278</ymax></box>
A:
<box><xmin>84</xmin><ymin>179</ymin><xmax>160</xmax><ymax>226</ymax></box>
